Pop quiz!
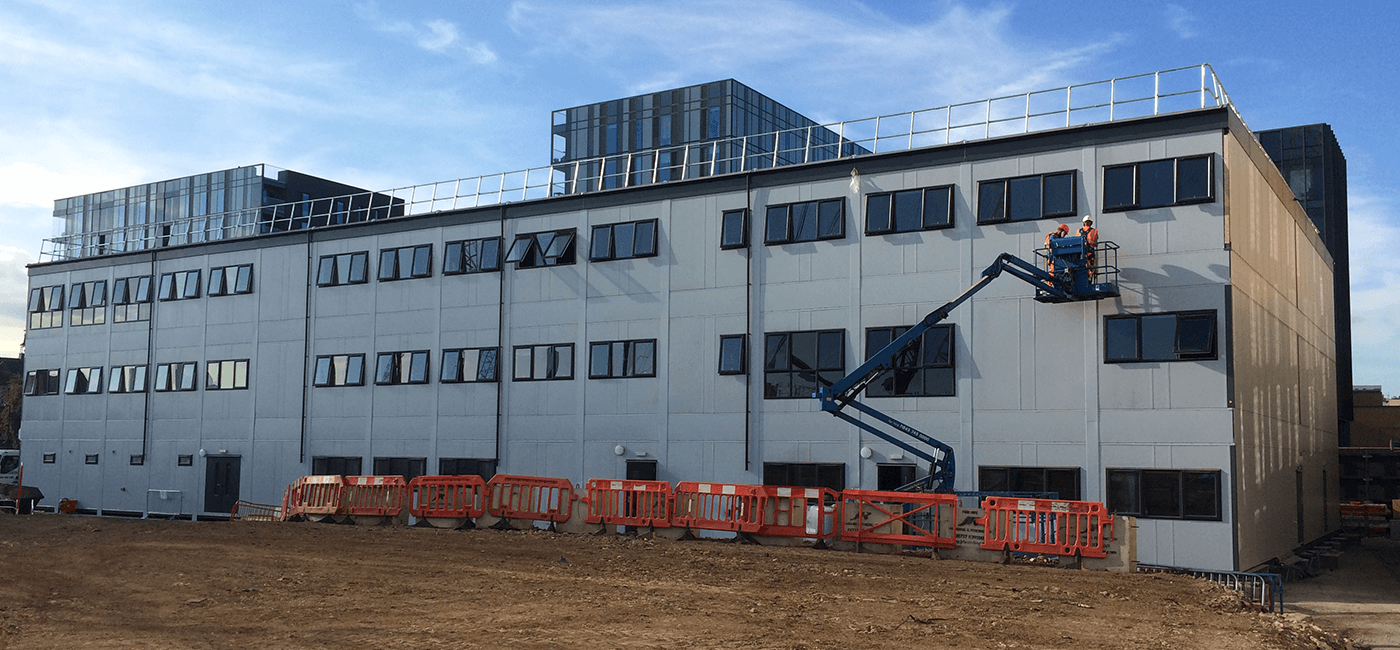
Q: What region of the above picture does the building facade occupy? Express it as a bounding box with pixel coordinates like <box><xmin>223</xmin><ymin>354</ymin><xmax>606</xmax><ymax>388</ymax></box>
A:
<box><xmin>21</xmin><ymin>74</ymin><xmax>1338</xmax><ymax>571</ymax></box>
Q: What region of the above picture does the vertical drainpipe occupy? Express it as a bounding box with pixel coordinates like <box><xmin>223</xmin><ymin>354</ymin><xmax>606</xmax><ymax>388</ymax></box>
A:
<box><xmin>744</xmin><ymin>172</ymin><xmax>753</xmax><ymax>471</ymax></box>
<box><xmin>495</xmin><ymin>206</ymin><xmax>507</xmax><ymax>467</ymax></box>
<box><xmin>142</xmin><ymin>251</ymin><xmax>157</xmax><ymax>459</ymax></box>
<box><xmin>299</xmin><ymin>237</ymin><xmax>312</xmax><ymax>464</ymax></box>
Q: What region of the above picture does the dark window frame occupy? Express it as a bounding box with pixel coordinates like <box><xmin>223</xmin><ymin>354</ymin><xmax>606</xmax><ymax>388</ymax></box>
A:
<box><xmin>589</xmin><ymin>219</ymin><xmax>659</xmax><ymax>262</ymax></box>
<box><xmin>763</xmin><ymin>329</ymin><xmax>846</xmax><ymax>399</ymax></box>
<box><xmin>504</xmin><ymin>229</ymin><xmax>577</xmax><ymax>269</ymax></box>
<box><xmin>440</xmin><ymin>347</ymin><xmax>500</xmax><ymax>383</ymax></box>
<box><xmin>313</xmin><ymin>354</ymin><xmax>367</xmax><ymax>388</ymax></box>
<box><xmin>587</xmin><ymin>339</ymin><xmax>658</xmax><ymax>379</ymax></box>
<box><xmin>178</xmin><ymin>455</ymin><xmax>194</xmax><ymax>467</ymax></box>
<box><xmin>1102</xmin><ymin>154</ymin><xmax>1215</xmax><ymax>212</ymax></box>
<box><xmin>718</xmin><ymin>334</ymin><xmax>747</xmax><ymax>375</ymax></box>
<box><xmin>107</xmin><ymin>365</ymin><xmax>148</xmax><ymax>394</ymax></box>
<box><xmin>316</xmin><ymin>251</ymin><xmax>370</xmax><ymax>287</ymax></box>
<box><xmin>28</xmin><ymin>285</ymin><xmax>65</xmax><ymax>329</ymax></box>
<box><xmin>63</xmin><ymin>367</ymin><xmax>104</xmax><ymax>395</ymax></box>
<box><xmin>720</xmin><ymin>209</ymin><xmax>749</xmax><ymax>249</ymax></box>
<box><xmin>311</xmin><ymin>456</ymin><xmax>362</xmax><ymax>476</ymax></box>
<box><xmin>373</xmin><ymin>350</ymin><xmax>431</xmax><ymax>386</ymax></box>
<box><xmin>864</xmin><ymin>324</ymin><xmax>955</xmax><ymax>398</ymax></box>
<box><xmin>865</xmin><ymin>185</ymin><xmax>955</xmax><ymax>234</ymax></box>
<box><xmin>23</xmin><ymin>369</ymin><xmax>61</xmax><ymax>396</ymax></box>
<box><xmin>153</xmin><ymin>362</ymin><xmax>199</xmax><ymax>392</ymax></box>
<box><xmin>84</xmin><ymin>454</ymin><xmax>99</xmax><ymax>465</ymax></box>
<box><xmin>157</xmin><ymin>270</ymin><xmax>202</xmax><ymax>301</ymax></box>
<box><xmin>1104</xmin><ymin>310</ymin><xmax>1218</xmax><ymax>363</ymax></box>
<box><xmin>208</xmin><ymin>264</ymin><xmax>254</xmax><ymax>297</ymax></box>
<box><xmin>762</xmin><ymin>462</ymin><xmax>846</xmax><ymax>491</ymax></box>
<box><xmin>1106</xmin><ymin>468</ymin><xmax>1222</xmax><ymax>521</ymax></box>
<box><xmin>978</xmin><ymin>466</ymin><xmax>1082</xmax><ymax>500</ymax></box>
<box><xmin>204</xmin><ymin>359</ymin><xmax>250</xmax><ymax>391</ymax></box>
<box><xmin>511</xmin><ymin>343</ymin><xmax>575</xmax><ymax>381</ymax></box>
<box><xmin>443</xmin><ymin>237</ymin><xmax>503</xmax><ymax>275</ymax></box>
<box><xmin>438</xmin><ymin>457</ymin><xmax>497</xmax><ymax>479</ymax></box>
<box><xmin>43</xmin><ymin>453</ymin><xmax>56</xmax><ymax>464</ymax></box>
<box><xmin>377</xmin><ymin>244</ymin><xmax>434</xmax><ymax>282</ymax></box>
<box><xmin>764</xmin><ymin>198</ymin><xmax>846</xmax><ymax>245</ymax></box>
<box><xmin>975</xmin><ymin>171</ymin><xmax>1077</xmax><ymax>224</ymax></box>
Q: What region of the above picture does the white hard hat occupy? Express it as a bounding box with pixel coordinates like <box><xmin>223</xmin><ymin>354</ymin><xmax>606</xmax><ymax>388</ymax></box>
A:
<box><xmin>1082</xmin><ymin>215</ymin><xmax>1093</xmax><ymax>223</ymax></box>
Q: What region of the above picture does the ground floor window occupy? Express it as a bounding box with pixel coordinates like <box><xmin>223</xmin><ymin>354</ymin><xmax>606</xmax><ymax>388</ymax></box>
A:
<box><xmin>374</xmin><ymin>457</ymin><xmax>427</xmax><ymax>482</ymax></box>
<box><xmin>439</xmin><ymin>458</ymin><xmax>497</xmax><ymax>480</ymax></box>
<box><xmin>763</xmin><ymin>462</ymin><xmax>845</xmax><ymax>492</ymax></box>
<box><xmin>978</xmin><ymin>466</ymin><xmax>1081</xmax><ymax>500</ymax></box>
<box><xmin>1106</xmin><ymin>468</ymin><xmax>1221</xmax><ymax>520</ymax></box>
<box><xmin>877</xmin><ymin>464</ymin><xmax>917</xmax><ymax>491</ymax></box>
<box><xmin>312</xmin><ymin>456</ymin><xmax>362</xmax><ymax>476</ymax></box>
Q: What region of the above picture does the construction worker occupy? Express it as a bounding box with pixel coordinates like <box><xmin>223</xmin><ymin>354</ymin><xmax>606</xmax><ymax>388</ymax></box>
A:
<box><xmin>1044</xmin><ymin>223</ymin><xmax>1069</xmax><ymax>285</ymax></box>
<box><xmin>1079</xmin><ymin>215</ymin><xmax>1099</xmax><ymax>278</ymax></box>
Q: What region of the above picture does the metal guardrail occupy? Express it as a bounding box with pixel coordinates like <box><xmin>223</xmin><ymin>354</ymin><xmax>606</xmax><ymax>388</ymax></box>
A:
<box><xmin>1137</xmin><ymin>564</ymin><xmax>1283</xmax><ymax>613</ymax></box>
<box><xmin>41</xmin><ymin>64</ymin><xmax>1230</xmax><ymax>263</ymax></box>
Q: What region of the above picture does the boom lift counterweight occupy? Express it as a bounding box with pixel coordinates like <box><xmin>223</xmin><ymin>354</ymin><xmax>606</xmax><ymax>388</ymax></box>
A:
<box><xmin>814</xmin><ymin>234</ymin><xmax>1119</xmax><ymax>492</ymax></box>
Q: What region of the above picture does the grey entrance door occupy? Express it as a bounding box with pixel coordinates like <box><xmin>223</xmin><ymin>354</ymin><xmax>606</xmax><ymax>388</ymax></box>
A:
<box><xmin>205</xmin><ymin>456</ymin><xmax>241</xmax><ymax>515</ymax></box>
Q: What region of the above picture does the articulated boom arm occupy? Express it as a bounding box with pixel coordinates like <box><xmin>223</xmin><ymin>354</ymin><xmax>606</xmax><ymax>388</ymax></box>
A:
<box><xmin>815</xmin><ymin>251</ymin><xmax>1082</xmax><ymax>492</ymax></box>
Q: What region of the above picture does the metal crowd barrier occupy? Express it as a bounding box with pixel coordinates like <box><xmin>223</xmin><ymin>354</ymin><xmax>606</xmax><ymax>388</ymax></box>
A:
<box><xmin>1138</xmin><ymin>564</ymin><xmax>1283</xmax><ymax>613</ymax></box>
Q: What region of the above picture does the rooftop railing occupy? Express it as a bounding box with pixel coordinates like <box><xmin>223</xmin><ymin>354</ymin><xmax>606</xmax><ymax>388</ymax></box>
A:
<box><xmin>40</xmin><ymin>64</ymin><xmax>1230</xmax><ymax>262</ymax></box>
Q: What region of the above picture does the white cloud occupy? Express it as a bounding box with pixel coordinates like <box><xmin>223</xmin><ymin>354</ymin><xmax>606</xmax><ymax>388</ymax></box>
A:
<box><xmin>0</xmin><ymin>246</ymin><xmax>34</xmax><ymax>357</ymax></box>
<box><xmin>1164</xmin><ymin>4</ymin><xmax>1197</xmax><ymax>39</ymax></box>
<box><xmin>355</xmin><ymin>5</ymin><xmax>498</xmax><ymax>64</ymax></box>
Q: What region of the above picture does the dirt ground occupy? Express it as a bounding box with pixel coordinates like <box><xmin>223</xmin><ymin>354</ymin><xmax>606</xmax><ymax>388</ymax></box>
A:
<box><xmin>0</xmin><ymin>514</ymin><xmax>1362</xmax><ymax>650</ymax></box>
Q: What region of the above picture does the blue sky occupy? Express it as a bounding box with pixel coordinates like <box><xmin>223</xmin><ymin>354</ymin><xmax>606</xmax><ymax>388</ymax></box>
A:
<box><xmin>1</xmin><ymin>0</ymin><xmax>1397</xmax><ymax>391</ymax></box>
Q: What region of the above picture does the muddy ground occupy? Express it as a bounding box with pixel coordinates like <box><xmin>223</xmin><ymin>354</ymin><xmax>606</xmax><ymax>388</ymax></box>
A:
<box><xmin>0</xmin><ymin>515</ymin><xmax>1360</xmax><ymax>649</ymax></box>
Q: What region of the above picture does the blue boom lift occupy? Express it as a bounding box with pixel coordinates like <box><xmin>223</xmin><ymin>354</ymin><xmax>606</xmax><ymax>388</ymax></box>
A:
<box><xmin>814</xmin><ymin>233</ymin><xmax>1119</xmax><ymax>492</ymax></box>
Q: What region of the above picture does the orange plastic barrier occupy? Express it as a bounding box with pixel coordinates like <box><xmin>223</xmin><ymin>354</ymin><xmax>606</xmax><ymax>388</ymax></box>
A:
<box><xmin>755</xmin><ymin>486</ymin><xmax>838</xmax><ymax>540</ymax></box>
<box><xmin>410</xmin><ymin>475</ymin><xmax>488</xmax><ymax>519</ymax></box>
<box><xmin>342</xmin><ymin>476</ymin><xmax>408</xmax><ymax>517</ymax></box>
<box><xmin>486</xmin><ymin>474</ymin><xmax>577</xmax><ymax>523</ymax></box>
<box><xmin>840</xmin><ymin>489</ymin><xmax>958</xmax><ymax>548</ymax></box>
<box><xmin>673</xmin><ymin>482</ymin><xmax>763</xmax><ymax>533</ymax></box>
<box><xmin>584</xmin><ymin>479</ymin><xmax>674</xmax><ymax>528</ymax></box>
<box><xmin>285</xmin><ymin>475</ymin><xmax>345</xmax><ymax>519</ymax></box>
<box><xmin>978</xmin><ymin>496</ymin><xmax>1113</xmax><ymax>558</ymax></box>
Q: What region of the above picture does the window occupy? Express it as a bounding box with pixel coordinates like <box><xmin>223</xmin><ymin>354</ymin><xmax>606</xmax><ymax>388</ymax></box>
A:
<box><xmin>512</xmin><ymin>343</ymin><xmax>574</xmax><ymax>381</ymax></box>
<box><xmin>440</xmin><ymin>348</ymin><xmax>499</xmax><ymax>383</ymax></box>
<box><xmin>312</xmin><ymin>456</ymin><xmax>361</xmax><ymax>476</ymax></box>
<box><xmin>130</xmin><ymin>455</ymin><xmax>144</xmax><ymax>466</ymax></box>
<box><xmin>27</xmin><ymin>285</ymin><xmax>63</xmax><ymax>329</ymax></box>
<box><xmin>313</xmin><ymin>354</ymin><xmax>366</xmax><ymax>387</ymax></box>
<box><xmin>157</xmin><ymin>270</ymin><xmax>201</xmax><ymax>301</ymax></box>
<box><xmin>22</xmin><ymin>369</ymin><xmax>60</xmax><ymax>396</ymax></box>
<box><xmin>208</xmin><ymin>264</ymin><xmax>254</xmax><ymax>296</ymax></box>
<box><xmin>374</xmin><ymin>351</ymin><xmax>430</xmax><ymax>385</ymax></box>
<box><xmin>153</xmin><ymin>362</ymin><xmax>199</xmax><ymax>392</ymax></box>
<box><xmin>763</xmin><ymin>462</ymin><xmax>846</xmax><ymax>491</ymax></box>
<box><xmin>877</xmin><ymin>465</ymin><xmax>917</xmax><ymax>491</ymax></box>
<box><xmin>43</xmin><ymin>453</ymin><xmax>56</xmax><ymax>464</ymax></box>
<box><xmin>866</xmin><ymin>186</ymin><xmax>954</xmax><ymax>234</ymax></box>
<box><xmin>1104</xmin><ymin>310</ymin><xmax>1217</xmax><ymax>363</ymax></box>
<box><xmin>108</xmin><ymin>365</ymin><xmax>148</xmax><ymax>394</ymax></box>
<box><xmin>378</xmin><ymin>244</ymin><xmax>433</xmax><ymax>281</ymax></box>
<box><xmin>1103</xmin><ymin>155</ymin><xmax>1214</xmax><ymax>211</ymax></box>
<box><xmin>720</xmin><ymin>209</ymin><xmax>749</xmax><ymax>249</ymax></box>
<box><xmin>504</xmin><ymin>229</ymin><xmax>576</xmax><ymax>268</ymax></box>
<box><xmin>588</xmin><ymin>339</ymin><xmax>657</xmax><ymax>379</ymax></box>
<box><xmin>763</xmin><ymin>329</ymin><xmax>845</xmax><ymax>399</ymax></box>
<box><xmin>178</xmin><ymin>455</ymin><xmax>194</xmax><ymax>467</ymax></box>
<box><xmin>67</xmin><ymin>280</ymin><xmax>107</xmax><ymax>327</ymax></box>
<box><xmin>316</xmin><ymin>252</ymin><xmax>369</xmax><ymax>286</ymax></box>
<box><xmin>85</xmin><ymin>454</ymin><xmax>99</xmax><ymax>465</ymax></box>
<box><xmin>718</xmin><ymin>334</ymin><xmax>747</xmax><ymax>375</ymax></box>
<box><xmin>112</xmin><ymin>276</ymin><xmax>152</xmax><ymax>323</ymax></box>
<box><xmin>443</xmin><ymin>238</ymin><xmax>502</xmax><ymax>275</ymax></box>
<box><xmin>1106</xmin><ymin>468</ymin><xmax>1222</xmax><ymax>520</ymax></box>
<box><xmin>864</xmin><ymin>324</ymin><xmax>955</xmax><ymax>397</ymax></box>
<box><xmin>976</xmin><ymin>172</ymin><xmax>1076</xmax><ymax>223</ymax></box>
<box><xmin>205</xmin><ymin>359</ymin><xmax>249</xmax><ymax>390</ymax></box>
<box><xmin>590</xmin><ymin>219</ymin><xmax>658</xmax><ymax>261</ymax></box>
<box><xmin>373</xmin><ymin>457</ymin><xmax>427</xmax><ymax>482</ymax></box>
<box><xmin>978</xmin><ymin>466</ymin><xmax>1081</xmax><ymax>500</ymax></box>
<box><xmin>63</xmin><ymin>367</ymin><xmax>103</xmax><ymax>395</ymax></box>
<box><xmin>439</xmin><ymin>458</ymin><xmax>497</xmax><ymax>479</ymax></box>
<box><xmin>765</xmin><ymin>199</ymin><xmax>845</xmax><ymax>244</ymax></box>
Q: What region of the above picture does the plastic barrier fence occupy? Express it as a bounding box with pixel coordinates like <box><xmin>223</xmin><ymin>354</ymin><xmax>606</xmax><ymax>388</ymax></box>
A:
<box><xmin>410</xmin><ymin>474</ymin><xmax>488</xmax><ymax>519</ymax></box>
<box><xmin>755</xmin><ymin>486</ymin><xmax>838</xmax><ymax>540</ymax></box>
<box><xmin>285</xmin><ymin>475</ymin><xmax>346</xmax><ymax>520</ymax></box>
<box><xmin>978</xmin><ymin>496</ymin><xmax>1112</xmax><ymax>558</ymax></box>
<box><xmin>486</xmin><ymin>474</ymin><xmax>577</xmax><ymax>523</ymax></box>
<box><xmin>840</xmin><ymin>489</ymin><xmax>958</xmax><ymax>548</ymax></box>
<box><xmin>585</xmin><ymin>479</ymin><xmax>673</xmax><ymax>528</ymax></box>
<box><xmin>673</xmin><ymin>482</ymin><xmax>763</xmax><ymax>533</ymax></box>
<box><xmin>342</xmin><ymin>476</ymin><xmax>408</xmax><ymax>517</ymax></box>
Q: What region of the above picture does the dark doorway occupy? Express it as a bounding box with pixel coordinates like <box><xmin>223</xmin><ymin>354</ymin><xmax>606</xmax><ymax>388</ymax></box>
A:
<box><xmin>626</xmin><ymin>459</ymin><xmax>658</xmax><ymax>481</ymax></box>
<box><xmin>205</xmin><ymin>456</ymin><xmax>241</xmax><ymax>515</ymax></box>
<box><xmin>877</xmin><ymin>464</ymin><xmax>916</xmax><ymax>491</ymax></box>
